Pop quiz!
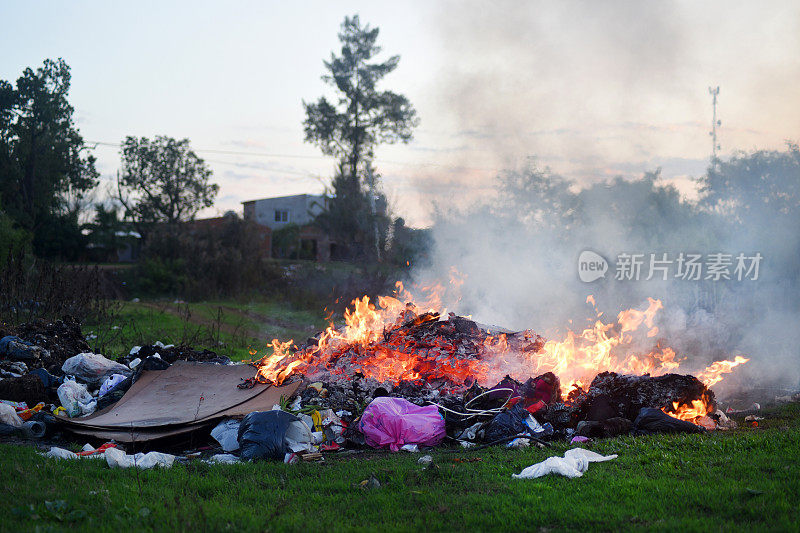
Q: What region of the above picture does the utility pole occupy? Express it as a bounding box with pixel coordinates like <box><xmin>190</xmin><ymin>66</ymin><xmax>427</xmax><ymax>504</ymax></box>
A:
<box><xmin>708</xmin><ymin>86</ymin><xmax>721</xmax><ymax>169</ymax></box>
<box><xmin>365</xmin><ymin>166</ymin><xmax>381</xmax><ymax>261</ymax></box>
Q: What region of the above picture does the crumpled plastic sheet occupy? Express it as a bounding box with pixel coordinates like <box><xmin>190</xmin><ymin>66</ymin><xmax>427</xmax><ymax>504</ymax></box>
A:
<box><xmin>62</xmin><ymin>352</ymin><xmax>132</xmax><ymax>386</ymax></box>
<box><xmin>44</xmin><ymin>447</ymin><xmax>80</xmax><ymax>460</ymax></box>
<box><xmin>512</xmin><ymin>448</ymin><xmax>618</xmax><ymax>479</ymax></box>
<box><xmin>104</xmin><ymin>447</ymin><xmax>176</xmax><ymax>469</ymax></box>
<box><xmin>99</xmin><ymin>374</ymin><xmax>129</xmax><ymax>398</ymax></box>
<box><xmin>206</xmin><ymin>453</ymin><xmax>240</xmax><ymax>464</ymax></box>
<box><xmin>42</xmin><ymin>446</ymin><xmax>176</xmax><ymax>469</ymax></box>
<box><xmin>211</xmin><ymin>419</ymin><xmax>241</xmax><ymax>452</ymax></box>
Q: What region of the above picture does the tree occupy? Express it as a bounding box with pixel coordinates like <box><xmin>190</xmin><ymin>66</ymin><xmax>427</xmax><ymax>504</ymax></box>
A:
<box><xmin>699</xmin><ymin>143</ymin><xmax>800</xmax><ymax>292</ymax></box>
<box><xmin>700</xmin><ymin>143</ymin><xmax>800</xmax><ymax>222</ymax></box>
<box><xmin>0</xmin><ymin>59</ymin><xmax>98</xmax><ymax>258</ymax></box>
<box><xmin>115</xmin><ymin>135</ymin><xmax>218</xmax><ymax>232</ymax></box>
<box><xmin>303</xmin><ymin>15</ymin><xmax>419</xmax><ymax>259</ymax></box>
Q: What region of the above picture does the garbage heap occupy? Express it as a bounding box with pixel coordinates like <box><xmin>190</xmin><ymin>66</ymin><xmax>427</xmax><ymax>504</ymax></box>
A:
<box><xmin>239</xmin><ymin>308</ymin><xmax>739</xmax><ymax>460</ymax></box>
<box><xmin>0</xmin><ymin>316</ymin><xmax>230</xmax><ymax>440</ymax></box>
<box><xmin>0</xmin><ymin>313</ymin><xmax>739</xmax><ymax>466</ymax></box>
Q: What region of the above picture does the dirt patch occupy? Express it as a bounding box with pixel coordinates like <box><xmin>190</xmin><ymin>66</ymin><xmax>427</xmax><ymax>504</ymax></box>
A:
<box><xmin>1</xmin><ymin>316</ymin><xmax>90</xmax><ymax>374</ymax></box>
<box><xmin>0</xmin><ymin>374</ymin><xmax>48</xmax><ymax>406</ymax></box>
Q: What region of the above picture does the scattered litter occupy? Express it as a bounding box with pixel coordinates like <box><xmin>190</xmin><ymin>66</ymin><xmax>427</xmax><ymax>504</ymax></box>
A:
<box><xmin>457</xmin><ymin>422</ymin><xmax>483</xmax><ymax>441</ymax></box>
<box><xmin>44</xmin><ymin>447</ymin><xmax>79</xmax><ymax>460</ymax></box>
<box><xmin>507</xmin><ymin>437</ymin><xmax>531</xmax><ymax>449</ymax></box>
<box><xmin>105</xmin><ymin>447</ymin><xmax>176</xmax><ymax>469</ymax></box>
<box><xmin>512</xmin><ymin>448</ymin><xmax>618</xmax><ymax>479</ymax></box>
<box><xmin>359</xmin><ymin>474</ymin><xmax>381</xmax><ymax>490</ymax></box>
<box><xmin>571</xmin><ymin>436</ymin><xmax>591</xmax><ymax>444</ymax></box>
<box><xmin>76</xmin><ymin>442</ymin><xmax>118</xmax><ymax>456</ymax></box>
<box><xmin>207</xmin><ymin>453</ymin><xmax>240</xmax><ymax>464</ymax></box>
<box><xmin>400</xmin><ymin>444</ymin><xmax>419</xmax><ymax>453</ymax></box>
<box><xmin>0</xmin><ymin>399</ymin><xmax>27</xmax><ymax>409</ymax></box>
<box><xmin>418</xmin><ymin>454</ymin><xmax>433</xmax><ymax>465</ymax></box>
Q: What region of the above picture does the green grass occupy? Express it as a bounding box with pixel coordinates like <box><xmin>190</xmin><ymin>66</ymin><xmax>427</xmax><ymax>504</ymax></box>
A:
<box><xmin>1</xmin><ymin>404</ymin><xmax>799</xmax><ymax>532</ymax></box>
<box><xmin>82</xmin><ymin>299</ymin><xmax>328</xmax><ymax>362</ymax></box>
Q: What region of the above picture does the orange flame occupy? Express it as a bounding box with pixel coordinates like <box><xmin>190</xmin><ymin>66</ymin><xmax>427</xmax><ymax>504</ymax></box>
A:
<box><xmin>696</xmin><ymin>356</ymin><xmax>750</xmax><ymax>387</ymax></box>
<box><xmin>253</xmin><ymin>281</ymin><xmax>749</xmax><ymax>397</ymax></box>
<box><xmin>661</xmin><ymin>399</ymin><xmax>709</xmax><ymax>422</ymax></box>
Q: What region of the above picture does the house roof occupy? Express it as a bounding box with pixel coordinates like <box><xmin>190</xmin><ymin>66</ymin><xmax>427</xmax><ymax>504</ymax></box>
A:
<box><xmin>241</xmin><ymin>193</ymin><xmax>327</xmax><ymax>204</ymax></box>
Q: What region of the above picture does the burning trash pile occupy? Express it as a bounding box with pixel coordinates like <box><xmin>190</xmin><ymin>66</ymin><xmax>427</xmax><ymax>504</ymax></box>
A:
<box><xmin>0</xmin><ymin>283</ymin><xmax>764</xmax><ymax>470</ymax></box>
<box><xmin>244</xmin><ymin>284</ymin><xmax>752</xmax><ymax>455</ymax></box>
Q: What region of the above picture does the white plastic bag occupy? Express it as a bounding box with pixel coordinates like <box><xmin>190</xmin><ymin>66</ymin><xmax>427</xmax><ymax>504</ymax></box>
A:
<box><xmin>104</xmin><ymin>447</ymin><xmax>175</xmax><ymax>469</ymax></box>
<box><xmin>207</xmin><ymin>453</ymin><xmax>240</xmax><ymax>464</ymax></box>
<box><xmin>57</xmin><ymin>378</ymin><xmax>97</xmax><ymax>417</ymax></box>
<box><xmin>210</xmin><ymin>419</ymin><xmax>241</xmax><ymax>452</ymax></box>
<box><xmin>99</xmin><ymin>374</ymin><xmax>128</xmax><ymax>397</ymax></box>
<box><xmin>0</xmin><ymin>403</ymin><xmax>23</xmax><ymax>427</ymax></box>
<box><xmin>45</xmin><ymin>447</ymin><xmax>78</xmax><ymax>460</ymax></box>
<box><xmin>61</xmin><ymin>352</ymin><xmax>131</xmax><ymax>386</ymax></box>
<box><xmin>512</xmin><ymin>448</ymin><xmax>618</xmax><ymax>479</ymax></box>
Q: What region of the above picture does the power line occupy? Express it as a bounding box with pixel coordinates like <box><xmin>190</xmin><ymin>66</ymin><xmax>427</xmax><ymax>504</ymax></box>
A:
<box><xmin>87</xmin><ymin>140</ymin><xmax>498</xmax><ymax>173</ymax></box>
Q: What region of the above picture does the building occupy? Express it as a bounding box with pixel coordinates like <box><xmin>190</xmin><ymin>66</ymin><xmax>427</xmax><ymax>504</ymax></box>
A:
<box><xmin>242</xmin><ymin>194</ymin><xmax>327</xmax><ymax>230</ymax></box>
<box><xmin>242</xmin><ymin>194</ymin><xmax>331</xmax><ymax>261</ymax></box>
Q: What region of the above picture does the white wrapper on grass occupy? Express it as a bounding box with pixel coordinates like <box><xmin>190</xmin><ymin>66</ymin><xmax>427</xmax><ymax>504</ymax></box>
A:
<box><xmin>512</xmin><ymin>448</ymin><xmax>618</xmax><ymax>479</ymax></box>
<box><xmin>206</xmin><ymin>453</ymin><xmax>240</xmax><ymax>464</ymax></box>
<box><xmin>104</xmin><ymin>447</ymin><xmax>176</xmax><ymax>469</ymax></box>
<box><xmin>44</xmin><ymin>447</ymin><xmax>79</xmax><ymax>460</ymax></box>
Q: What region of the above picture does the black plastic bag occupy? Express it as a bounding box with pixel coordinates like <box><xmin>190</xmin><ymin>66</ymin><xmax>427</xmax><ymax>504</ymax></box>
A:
<box><xmin>484</xmin><ymin>404</ymin><xmax>533</xmax><ymax>442</ymax></box>
<box><xmin>238</xmin><ymin>410</ymin><xmax>301</xmax><ymax>461</ymax></box>
<box><xmin>633</xmin><ymin>407</ymin><xmax>704</xmax><ymax>435</ymax></box>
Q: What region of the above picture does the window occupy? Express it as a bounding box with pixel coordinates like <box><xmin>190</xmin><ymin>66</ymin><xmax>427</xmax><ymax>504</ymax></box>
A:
<box><xmin>274</xmin><ymin>210</ymin><xmax>289</xmax><ymax>223</ymax></box>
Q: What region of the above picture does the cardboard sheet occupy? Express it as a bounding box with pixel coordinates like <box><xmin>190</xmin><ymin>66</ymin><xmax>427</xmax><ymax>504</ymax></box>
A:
<box><xmin>59</xmin><ymin>361</ymin><xmax>302</xmax><ymax>431</ymax></box>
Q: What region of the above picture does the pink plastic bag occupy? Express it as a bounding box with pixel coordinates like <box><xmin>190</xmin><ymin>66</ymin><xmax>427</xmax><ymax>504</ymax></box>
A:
<box><xmin>359</xmin><ymin>397</ymin><xmax>446</xmax><ymax>452</ymax></box>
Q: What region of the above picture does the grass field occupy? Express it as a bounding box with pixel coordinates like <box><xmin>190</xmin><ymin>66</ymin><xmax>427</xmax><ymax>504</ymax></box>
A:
<box><xmin>1</xmin><ymin>403</ymin><xmax>798</xmax><ymax>532</ymax></box>
<box><xmin>82</xmin><ymin>299</ymin><xmax>329</xmax><ymax>362</ymax></box>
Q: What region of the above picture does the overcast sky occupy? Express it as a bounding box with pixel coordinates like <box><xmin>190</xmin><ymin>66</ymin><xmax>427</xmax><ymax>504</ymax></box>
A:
<box><xmin>2</xmin><ymin>1</ymin><xmax>798</xmax><ymax>226</ymax></box>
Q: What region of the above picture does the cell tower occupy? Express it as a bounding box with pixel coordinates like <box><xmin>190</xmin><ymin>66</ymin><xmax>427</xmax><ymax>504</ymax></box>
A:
<box><xmin>708</xmin><ymin>86</ymin><xmax>721</xmax><ymax>168</ymax></box>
